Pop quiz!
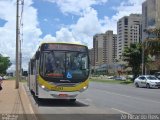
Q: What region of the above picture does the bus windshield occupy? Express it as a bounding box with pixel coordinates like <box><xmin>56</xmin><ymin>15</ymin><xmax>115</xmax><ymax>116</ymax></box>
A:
<box><xmin>40</xmin><ymin>50</ymin><xmax>89</xmax><ymax>83</ymax></box>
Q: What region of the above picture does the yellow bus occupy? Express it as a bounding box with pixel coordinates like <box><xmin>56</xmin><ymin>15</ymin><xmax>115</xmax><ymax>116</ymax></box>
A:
<box><xmin>28</xmin><ymin>42</ymin><xmax>90</xmax><ymax>102</ymax></box>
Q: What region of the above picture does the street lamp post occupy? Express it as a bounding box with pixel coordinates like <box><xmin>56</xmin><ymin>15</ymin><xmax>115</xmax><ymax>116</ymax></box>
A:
<box><xmin>113</xmin><ymin>59</ymin><xmax>117</xmax><ymax>75</ymax></box>
<box><xmin>142</xmin><ymin>43</ymin><xmax>145</xmax><ymax>75</ymax></box>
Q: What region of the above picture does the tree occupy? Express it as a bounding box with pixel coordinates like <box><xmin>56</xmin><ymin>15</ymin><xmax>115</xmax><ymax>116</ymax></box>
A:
<box><xmin>143</xmin><ymin>28</ymin><xmax>160</xmax><ymax>72</ymax></box>
<box><xmin>122</xmin><ymin>43</ymin><xmax>142</xmax><ymax>81</ymax></box>
<box><xmin>0</xmin><ymin>54</ymin><xmax>12</xmax><ymax>75</ymax></box>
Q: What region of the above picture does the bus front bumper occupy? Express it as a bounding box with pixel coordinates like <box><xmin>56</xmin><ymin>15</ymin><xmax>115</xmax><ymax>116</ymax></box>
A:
<box><xmin>38</xmin><ymin>86</ymin><xmax>80</xmax><ymax>99</ymax></box>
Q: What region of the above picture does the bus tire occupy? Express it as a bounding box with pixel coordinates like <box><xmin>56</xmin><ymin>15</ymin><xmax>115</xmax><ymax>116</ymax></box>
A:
<box><xmin>69</xmin><ymin>99</ymin><xmax>76</xmax><ymax>103</ymax></box>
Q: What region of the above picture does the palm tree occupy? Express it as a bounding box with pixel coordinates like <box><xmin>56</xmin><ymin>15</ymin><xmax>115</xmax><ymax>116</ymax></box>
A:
<box><xmin>144</xmin><ymin>28</ymin><xmax>160</xmax><ymax>55</ymax></box>
<box><xmin>144</xmin><ymin>28</ymin><xmax>160</xmax><ymax>72</ymax></box>
<box><xmin>122</xmin><ymin>43</ymin><xmax>142</xmax><ymax>81</ymax></box>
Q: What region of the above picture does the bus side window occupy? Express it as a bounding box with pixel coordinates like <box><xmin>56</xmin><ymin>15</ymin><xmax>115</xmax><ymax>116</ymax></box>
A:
<box><xmin>36</xmin><ymin>60</ymin><xmax>39</xmax><ymax>74</ymax></box>
<box><xmin>30</xmin><ymin>60</ymin><xmax>34</xmax><ymax>75</ymax></box>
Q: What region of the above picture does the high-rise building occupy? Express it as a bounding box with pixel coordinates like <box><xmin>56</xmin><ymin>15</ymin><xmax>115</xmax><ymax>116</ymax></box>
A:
<box><xmin>142</xmin><ymin>0</ymin><xmax>160</xmax><ymax>71</ymax></box>
<box><xmin>93</xmin><ymin>31</ymin><xmax>117</xmax><ymax>67</ymax></box>
<box><xmin>103</xmin><ymin>31</ymin><xmax>117</xmax><ymax>65</ymax></box>
<box><xmin>142</xmin><ymin>0</ymin><xmax>160</xmax><ymax>41</ymax></box>
<box><xmin>93</xmin><ymin>33</ymin><xmax>104</xmax><ymax>66</ymax></box>
<box><xmin>89</xmin><ymin>48</ymin><xmax>94</xmax><ymax>66</ymax></box>
<box><xmin>117</xmin><ymin>14</ymin><xmax>142</xmax><ymax>60</ymax></box>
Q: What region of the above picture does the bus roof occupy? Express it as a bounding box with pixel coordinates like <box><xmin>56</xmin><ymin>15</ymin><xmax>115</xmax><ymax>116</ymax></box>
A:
<box><xmin>30</xmin><ymin>42</ymin><xmax>88</xmax><ymax>60</ymax></box>
<box><xmin>30</xmin><ymin>42</ymin><xmax>88</xmax><ymax>61</ymax></box>
<box><xmin>39</xmin><ymin>42</ymin><xmax>87</xmax><ymax>47</ymax></box>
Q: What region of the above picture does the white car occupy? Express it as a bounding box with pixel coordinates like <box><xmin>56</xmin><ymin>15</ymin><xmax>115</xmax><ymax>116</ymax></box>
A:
<box><xmin>134</xmin><ymin>75</ymin><xmax>160</xmax><ymax>88</ymax></box>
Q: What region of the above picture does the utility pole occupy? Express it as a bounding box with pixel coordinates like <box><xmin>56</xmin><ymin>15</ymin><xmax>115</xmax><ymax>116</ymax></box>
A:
<box><xmin>142</xmin><ymin>44</ymin><xmax>144</xmax><ymax>75</ymax></box>
<box><xmin>15</xmin><ymin>0</ymin><xmax>19</xmax><ymax>89</ymax></box>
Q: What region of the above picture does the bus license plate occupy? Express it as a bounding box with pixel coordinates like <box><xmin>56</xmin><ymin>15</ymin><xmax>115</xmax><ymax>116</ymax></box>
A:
<box><xmin>52</xmin><ymin>86</ymin><xmax>63</xmax><ymax>90</ymax></box>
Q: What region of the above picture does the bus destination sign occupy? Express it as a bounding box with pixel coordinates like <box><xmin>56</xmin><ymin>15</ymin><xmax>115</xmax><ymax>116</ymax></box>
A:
<box><xmin>41</xmin><ymin>43</ymin><xmax>87</xmax><ymax>52</ymax></box>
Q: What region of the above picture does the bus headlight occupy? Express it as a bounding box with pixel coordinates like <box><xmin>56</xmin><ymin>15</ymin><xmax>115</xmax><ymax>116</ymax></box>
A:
<box><xmin>83</xmin><ymin>86</ymin><xmax>88</xmax><ymax>90</ymax></box>
<box><xmin>41</xmin><ymin>85</ymin><xmax>45</xmax><ymax>89</ymax></box>
<box><xmin>40</xmin><ymin>85</ymin><xmax>49</xmax><ymax>91</ymax></box>
<box><xmin>80</xmin><ymin>85</ymin><xmax>88</xmax><ymax>92</ymax></box>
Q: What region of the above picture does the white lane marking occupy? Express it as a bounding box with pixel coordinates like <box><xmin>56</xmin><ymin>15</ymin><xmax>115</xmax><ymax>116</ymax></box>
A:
<box><xmin>94</xmin><ymin>88</ymin><xmax>160</xmax><ymax>104</ymax></box>
<box><xmin>86</xmin><ymin>98</ymin><xmax>92</xmax><ymax>102</ymax></box>
<box><xmin>111</xmin><ymin>108</ymin><xmax>131</xmax><ymax>115</ymax></box>
<box><xmin>92</xmin><ymin>82</ymin><xmax>160</xmax><ymax>95</ymax></box>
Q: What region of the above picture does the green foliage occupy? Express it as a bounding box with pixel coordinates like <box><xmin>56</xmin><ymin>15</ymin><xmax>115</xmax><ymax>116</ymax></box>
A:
<box><xmin>143</xmin><ymin>28</ymin><xmax>160</xmax><ymax>71</ymax></box>
<box><xmin>122</xmin><ymin>43</ymin><xmax>142</xmax><ymax>80</ymax></box>
<box><xmin>0</xmin><ymin>54</ymin><xmax>12</xmax><ymax>75</ymax></box>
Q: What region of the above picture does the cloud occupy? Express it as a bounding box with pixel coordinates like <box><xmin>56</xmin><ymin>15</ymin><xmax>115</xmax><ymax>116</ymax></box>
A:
<box><xmin>69</xmin><ymin>8</ymin><xmax>103</xmax><ymax>48</ymax></box>
<box><xmin>1</xmin><ymin>0</ymin><xmax>145</xmax><ymax>72</ymax></box>
<box><xmin>19</xmin><ymin>0</ymin><xmax>42</xmax><ymax>71</ymax></box>
<box><xmin>100</xmin><ymin>0</ymin><xmax>145</xmax><ymax>35</ymax></box>
<box><xmin>56</xmin><ymin>28</ymin><xmax>77</xmax><ymax>42</ymax></box>
<box><xmin>44</xmin><ymin>0</ymin><xmax>108</xmax><ymax>15</ymax></box>
<box><xmin>41</xmin><ymin>7</ymin><xmax>104</xmax><ymax>49</ymax></box>
<box><xmin>112</xmin><ymin>0</ymin><xmax>145</xmax><ymax>21</ymax></box>
<box><xmin>40</xmin><ymin>0</ymin><xmax>145</xmax><ymax>50</ymax></box>
<box><xmin>99</xmin><ymin>16</ymin><xmax>117</xmax><ymax>34</ymax></box>
<box><xmin>0</xmin><ymin>0</ymin><xmax>42</xmax><ymax>72</ymax></box>
<box><xmin>40</xmin><ymin>34</ymin><xmax>56</xmax><ymax>44</ymax></box>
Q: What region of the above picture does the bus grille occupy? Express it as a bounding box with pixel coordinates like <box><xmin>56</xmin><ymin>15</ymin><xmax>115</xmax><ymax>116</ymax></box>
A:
<box><xmin>49</xmin><ymin>82</ymin><xmax>79</xmax><ymax>87</ymax></box>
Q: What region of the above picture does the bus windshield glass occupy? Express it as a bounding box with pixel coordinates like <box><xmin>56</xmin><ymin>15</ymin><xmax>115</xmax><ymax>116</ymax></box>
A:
<box><xmin>40</xmin><ymin>47</ymin><xmax>89</xmax><ymax>83</ymax></box>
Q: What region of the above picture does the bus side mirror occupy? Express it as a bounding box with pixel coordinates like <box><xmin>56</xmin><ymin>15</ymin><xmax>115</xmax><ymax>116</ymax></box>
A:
<box><xmin>36</xmin><ymin>51</ymin><xmax>40</xmax><ymax>59</ymax></box>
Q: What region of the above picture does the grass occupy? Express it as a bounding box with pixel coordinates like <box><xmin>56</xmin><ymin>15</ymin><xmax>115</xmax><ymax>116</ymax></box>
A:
<box><xmin>89</xmin><ymin>78</ymin><xmax>133</xmax><ymax>85</ymax></box>
<box><xmin>19</xmin><ymin>79</ymin><xmax>27</xmax><ymax>83</ymax></box>
<box><xmin>7</xmin><ymin>77</ymin><xmax>16</xmax><ymax>80</ymax></box>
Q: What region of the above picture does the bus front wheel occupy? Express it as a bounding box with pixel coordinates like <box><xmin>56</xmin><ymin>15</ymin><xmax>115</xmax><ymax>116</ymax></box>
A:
<box><xmin>69</xmin><ymin>99</ymin><xmax>76</xmax><ymax>103</ymax></box>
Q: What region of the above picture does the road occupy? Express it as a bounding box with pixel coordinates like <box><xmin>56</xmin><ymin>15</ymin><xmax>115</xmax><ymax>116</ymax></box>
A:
<box><xmin>25</xmin><ymin>82</ymin><xmax>160</xmax><ymax>120</ymax></box>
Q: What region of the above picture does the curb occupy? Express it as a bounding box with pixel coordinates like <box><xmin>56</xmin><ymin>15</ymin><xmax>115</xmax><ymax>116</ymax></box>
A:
<box><xmin>18</xmin><ymin>83</ymin><xmax>38</xmax><ymax>120</ymax></box>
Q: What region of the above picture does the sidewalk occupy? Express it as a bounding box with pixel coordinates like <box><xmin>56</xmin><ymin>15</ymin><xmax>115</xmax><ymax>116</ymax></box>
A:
<box><xmin>0</xmin><ymin>80</ymin><xmax>37</xmax><ymax>120</ymax></box>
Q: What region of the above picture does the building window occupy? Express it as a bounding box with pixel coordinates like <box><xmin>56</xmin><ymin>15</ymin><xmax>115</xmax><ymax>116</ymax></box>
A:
<box><xmin>124</xmin><ymin>17</ymin><xmax>128</xmax><ymax>25</ymax></box>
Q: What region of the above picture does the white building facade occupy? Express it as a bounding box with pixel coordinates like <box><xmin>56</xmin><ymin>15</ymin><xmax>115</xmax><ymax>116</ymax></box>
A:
<box><xmin>117</xmin><ymin>14</ymin><xmax>142</xmax><ymax>60</ymax></box>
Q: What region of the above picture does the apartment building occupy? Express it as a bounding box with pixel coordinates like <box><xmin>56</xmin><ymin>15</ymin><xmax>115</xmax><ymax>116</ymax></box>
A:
<box><xmin>93</xmin><ymin>31</ymin><xmax>117</xmax><ymax>68</ymax></box>
<box><xmin>103</xmin><ymin>31</ymin><xmax>117</xmax><ymax>64</ymax></box>
<box><xmin>117</xmin><ymin>14</ymin><xmax>142</xmax><ymax>60</ymax></box>
<box><xmin>142</xmin><ymin>0</ymin><xmax>160</xmax><ymax>41</ymax></box>
<box><xmin>89</xmin><ymin>48</ymin><xmax>94</xmax><ymax>66</ymax></box>
<box><xmin>93</xmin><ymin>33</ymin><xmax>104</xmax><ymax>66</ymax></box>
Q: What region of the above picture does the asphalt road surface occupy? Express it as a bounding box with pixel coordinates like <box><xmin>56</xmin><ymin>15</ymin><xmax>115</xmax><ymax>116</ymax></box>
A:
<box><xmin>25</xmin><ymin>82</ymin><xmax>160</xmax><ymax>120</ymax></box>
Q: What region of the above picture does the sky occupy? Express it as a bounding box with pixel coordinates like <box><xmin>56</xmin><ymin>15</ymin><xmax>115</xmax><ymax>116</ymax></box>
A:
<box><xmin>0</xmin><ymin>0</ymin><xmax>145</xmax><ymax>72</ymax></box>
